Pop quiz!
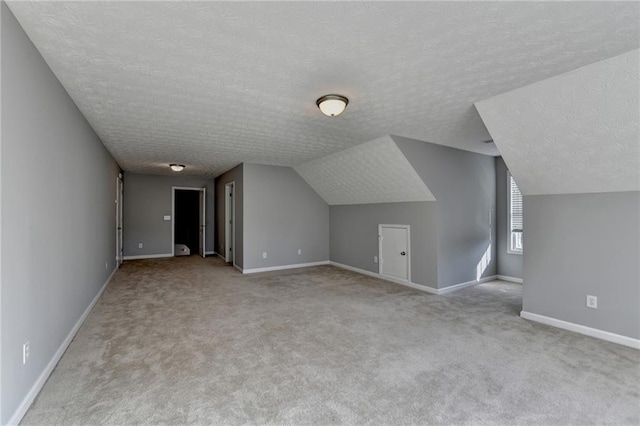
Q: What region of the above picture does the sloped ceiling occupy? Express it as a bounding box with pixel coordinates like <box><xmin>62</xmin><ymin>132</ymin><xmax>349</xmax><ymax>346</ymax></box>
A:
<box><xmin>476</xmin><ymin>50</ymin><xmax>640</xmax><ymax>196</ymax></box>
<box><xmin>294</xmin><ymin>136</ymin><xmax>435</xmax><ymax>205</ymax></box>
<box><xmin>6</xmin><ymin>1</ymin><xmax>640</xmax><ymax>177</ymax></box>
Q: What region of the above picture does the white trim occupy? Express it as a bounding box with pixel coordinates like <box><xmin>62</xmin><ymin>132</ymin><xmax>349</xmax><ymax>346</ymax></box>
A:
<box><xmin>329</xmin><ymin>261</ymin><xmax>438</xmax><ymax>294</ymax></box>
<box><xmin>497</xmin><ymin>275</ymin><xmax>523</xmax><ymax>284</ymax></box>
<box><xmin>123</xmin><ymin>253</ymin><xmax>173</xmax><ymax>260</ymax></box>
<box><xmin>172</xmin><ymin>186</ymin><xmax>206</xmax><ymax>258</ymax></box>
<box><xmin>233</xmin><ymin>264</ymin><xmax>243</xmax><ymax>273</ymax></box>
<box><xmin>520</xmin><ymin>311</ymin><xmax>640</xmax><ymax>350</ymax></box>
<box><xmin>438</xmin><ymin>275</ymin><xmax>498</xmax><ymax>294</ymax></box>
<box><xmin>329</xmin><ymin>262</ymin><xmax>498</xmax><ymax>295</ymax></box>
<box><xmin>243</xmin><ymin>261</ymin><xmax>330</xmax><ymax>274</ymax></box>
<box><xmin>205</xmin><ymin>251</ymin><xmax>215</xmax><ymax>256</ymax></box>
<box><xmin>213</xmin><ymin>251</ymin><xmax>226</xmax><ymax>260</ymax></box>
<box><xmin>8</xmin><ymin>267</ymin><xmax>117</xmax><ymax>426</ymax></box>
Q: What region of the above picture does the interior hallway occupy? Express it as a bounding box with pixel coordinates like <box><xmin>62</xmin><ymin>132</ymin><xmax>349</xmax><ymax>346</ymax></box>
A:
<box><xmin>21</xmin><ymin>257</ymin><xmax>640</xmax><ymax>425</ymax></box>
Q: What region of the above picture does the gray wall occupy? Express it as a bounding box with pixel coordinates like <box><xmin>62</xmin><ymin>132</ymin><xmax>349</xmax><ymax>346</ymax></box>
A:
<box><xmin>1</xmin><ymin>3</ymin><xmax>120</xmax><ymax>422</ymax></box>
<box><xmin>214</xmin><ymin>164</ymin><xmax>244</xmax><ymax>268</ymax></box>
<box><xmin>123</xmin><ymin>173</ymin><xmax>215</xmax><ymax>257</ymax></box>
<box><xmin>330</xmin><ymin>202</ymin><xmax>438</xmax><ymax>288</ymax></box>
<box><xmin>243</xmin><ymin>164</ymin><xmax>329</xmax><ymax>270</ymax></box>
<box><xmin>523</xmin><ymin>191</ymin><xmax>640</xmax><ymax>339</ymax></box>
<box><xmin>495</xmin><ymin>156</ymin><xmax>523</xmax><ymax>279</ymax></box>
<box><xmin>393</xmin><ymin>136</ymin><xmax>496</xmax><ymax>289</ymax></box>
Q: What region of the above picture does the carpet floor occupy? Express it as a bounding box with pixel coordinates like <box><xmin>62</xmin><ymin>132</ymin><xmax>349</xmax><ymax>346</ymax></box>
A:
<box><xmin>21</xmin><ymin>256</ymin><xmax>639</xmax><ymax>425</ymax></box>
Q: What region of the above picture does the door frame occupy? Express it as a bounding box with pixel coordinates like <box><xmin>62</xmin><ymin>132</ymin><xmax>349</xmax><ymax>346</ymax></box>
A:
<box><xmin>378</xmin><ymin>224</ymin><xmax>411</xmax><ymax>283</ymax></box>
<box><xmin>115</xmin><ymin>174</ymin><xmax>124</xmax><ymax>266</ymax></box>
<box><xmin>224</xmin><ymin>181</ymin><xmax>235</xmax><ymax>264</ymax></box>
<box><xmin>172</xmin><ymin>186</ymin><xmax>206</xmax><ymax>258</ymax></box>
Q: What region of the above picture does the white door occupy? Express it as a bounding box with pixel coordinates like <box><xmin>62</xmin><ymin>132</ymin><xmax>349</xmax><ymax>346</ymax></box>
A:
<box><xmin>116</xmin><ymin>176</ymin><xmax>124</xmax><ymax>266</ymax></box>
<box><xmin>199</xmin><ymin>188</ymin><xmax>206</xmax><ymax>258</ymax></box>
<box><xmin>379</xmin><ymin>225</ymin><xmax>410</xmax><ymax>282</ymax></box>
<box><xmin>225</xmin><ymin>182</ymin><xmax>234</xmax><ymax>263</ymax></box>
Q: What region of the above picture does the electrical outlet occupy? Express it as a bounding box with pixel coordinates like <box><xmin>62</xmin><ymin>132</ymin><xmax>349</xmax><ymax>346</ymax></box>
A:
<box><xmin>105</xmin><ymin>261</ymin><xmax>108</xmax><ymax>270</ymax></box>
<box><xmin>373</xmin><ymin>255</ymin><xmax>378</xmax><ymax>264</ymax></box>
<box><xmin>297</xmin><ymin>249</ymin><xmax>302</xmax><ymax>255</ymax></box>
<box><xmin>138</xmin><ymin>243</ymin><xmax>143</xmax><ymax>249</ymax></box>
<box><xmin>262</xmin><ymin>252</ymin><xmax>267</xmax><ymax>259</ymax></box>
<box><xmin>586</xmin><ymin>295</ymin><xmax>598</xmax><ymax>309</ymax></box>
<box><xmin>23</xmin><ymin>341</ymin><xmax>30</xmax><ymax>365</ymax></box>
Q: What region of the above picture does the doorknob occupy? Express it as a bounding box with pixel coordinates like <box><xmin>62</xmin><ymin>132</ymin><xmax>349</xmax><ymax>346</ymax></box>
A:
<box><xmin>400</xmin><ymin>251</ymin><xmax>406</xmax><ymax>256</ymax></box>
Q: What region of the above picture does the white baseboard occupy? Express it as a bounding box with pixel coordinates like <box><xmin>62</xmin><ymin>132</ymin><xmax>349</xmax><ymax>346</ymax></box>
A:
<box><xmin>438</xmin><ymin>275</ymin><xmax>498</xmax><ymax>294</ymax></box>
<box><xmin>123</xmin><ymin>253</ymin><xmax>173</xmax><ymax>260</ymax></box>
<box><xmin>8</xmin><ymin>267</ymin><xmax>118</xmax><ymax>426</ymax></box>
<box><xmin>243</xmin><ymin>261</ymin><xmax>330</xmax><ymax>274</ymax></box>
<box><xmin>497</xmin><ymin>275</ymin><xmax>523</xmax><ymax>284</ymax></box>
<box><xmin>204</xmin><ymin>251</ymin><xmax>215</xmax><ymax>256</ymax></box>
<box><xmin>329</xmin><ymin>262</ymin><xmax>498</xmax><ymax>295</ymax></box>
<box><xmin>520</xmin><ymin>311</ymin><xmax>640</xmax><ymax>350</ymax></box>
<box><xmin>329</xmin><ymin>261</ymin><xmax>439</xmax><ymax>294</ymax></box>
<box><xmin>233</xmin><ymin>264</ymin><xmax>243</xmax><ymax>273</ymax></box>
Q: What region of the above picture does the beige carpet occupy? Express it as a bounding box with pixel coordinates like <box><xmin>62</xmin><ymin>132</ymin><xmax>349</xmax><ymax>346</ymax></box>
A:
<box><xmin>21</xmin><ymin>256</ymin><xmax>640</xmax><ymax>425</ymax></box>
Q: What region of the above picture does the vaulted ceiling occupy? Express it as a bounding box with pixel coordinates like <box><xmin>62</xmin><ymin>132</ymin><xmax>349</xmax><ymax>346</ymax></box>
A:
<box><xmin>476</xmin><ymin>50</ymin><xmax>640</xmax><ymax>196</ymax></box>
<box><xmin>7</xmin><ymin>1</ymin><xmax>639</xmax><ymax>178</ymax></box>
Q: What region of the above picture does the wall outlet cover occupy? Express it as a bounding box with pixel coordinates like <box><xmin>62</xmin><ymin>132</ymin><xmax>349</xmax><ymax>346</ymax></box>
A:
<box><xmin>262</xmin><ymin>252</ymin><xmax>267</xmax><ymax>259</ymax></box>
<box><xmin>586</xmin><ymin>295</ymin><xmax>598</xmax><ymax>309</ymax></box>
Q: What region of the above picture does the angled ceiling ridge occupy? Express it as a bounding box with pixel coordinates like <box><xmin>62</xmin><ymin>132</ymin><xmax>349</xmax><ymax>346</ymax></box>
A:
<box><xmin>294</xmin><ymin>135</ymin><xmax>436</xmax><ymax>206</ymax></box>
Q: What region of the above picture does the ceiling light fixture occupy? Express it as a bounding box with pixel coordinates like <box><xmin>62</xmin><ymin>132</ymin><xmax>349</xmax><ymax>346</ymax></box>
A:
<box><xmin>170</xmin><ymin>164</ymin><xmax>185</xmax><ymax>172</ymax></box>
<box><xmin>316</xmin><ymin>94</ymin><xmax>349</xmax><ymax>117</ymax></box>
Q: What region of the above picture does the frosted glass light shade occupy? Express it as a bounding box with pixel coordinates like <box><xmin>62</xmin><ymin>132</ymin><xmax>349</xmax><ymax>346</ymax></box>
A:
<box><xmin>316</xmin><ymin>95</ymin><xmax>348</xmax><ymax>117</ymax></box>
<box><xmin>170</xmin><ymin>164</ymin><xmax>185</xmax><ymax>172</ymax></box>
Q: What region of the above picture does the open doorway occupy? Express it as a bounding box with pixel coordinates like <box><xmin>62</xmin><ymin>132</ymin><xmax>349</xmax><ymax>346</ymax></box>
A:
<box><xmin>224</xmin><ymin>182</ymin><xmax>235</xmax><ymax>264</ymax></box>
<box><xmin>115</xmin><ymin>174</ymin><xmax>123</xmax><ymax>266</ymax></box>
<box><xmin>172</xmin><ymin>187</ymin><xmax>206</xmax><ymax>258</ymax></box>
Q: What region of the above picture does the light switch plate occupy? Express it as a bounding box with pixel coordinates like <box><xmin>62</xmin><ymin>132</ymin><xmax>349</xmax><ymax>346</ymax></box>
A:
<box><xmin>164</xmin><ymin>215</ymin><xmax>171</xmax><ymax>221</ymax></box>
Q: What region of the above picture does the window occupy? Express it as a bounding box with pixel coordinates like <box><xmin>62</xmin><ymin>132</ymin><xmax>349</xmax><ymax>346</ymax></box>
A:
<box><xmin>508</xmin><ymin>172</ymin><xmax>523</xmax><ymax>254</ymax></box>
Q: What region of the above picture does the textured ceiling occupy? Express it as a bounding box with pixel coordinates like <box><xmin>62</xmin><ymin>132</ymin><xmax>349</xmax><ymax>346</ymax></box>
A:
<box><xmin>7</xmin><ymin>1</ymin><xmax>640</xmax><ymax>178</ymax></box>
<box><xmin>476</xmin><ymin>50</ymin><xmax>640</xmax><ymax>196</ymax></box>
<box><xmin>294</xmin><ymin>136</ymin><xmax>434</xmax><ymax>205</ymax></box>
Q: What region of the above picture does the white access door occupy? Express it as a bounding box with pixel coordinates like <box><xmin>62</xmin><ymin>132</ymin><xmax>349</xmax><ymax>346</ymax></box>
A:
<box><xmin>199</xmin><ymin>189</ymin><xmax>206</xmax><ymax>258</ymax></box>
<box><xmin>379</xmin><ymin>225</ymin><xmax>410</xmax><ymax>282</ymax></box>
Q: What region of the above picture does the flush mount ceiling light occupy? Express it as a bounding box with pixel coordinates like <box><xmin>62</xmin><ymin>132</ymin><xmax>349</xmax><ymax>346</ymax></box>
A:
<box><xmin>316</xmin><ymin>94</ymin><xmax>349</xmax><ymax>117</ymax></box>
<box><xmin>169</xmin><ymin>164</ymin><xmax>185</xmax><ymax>172</ymax></box>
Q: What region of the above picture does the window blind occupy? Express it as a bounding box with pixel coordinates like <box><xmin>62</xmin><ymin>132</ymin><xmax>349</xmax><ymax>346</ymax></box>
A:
<box><xmin>510</xmin><ymin>175</ymin><xmax>523</xmax><ymax>232</ymax></box>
